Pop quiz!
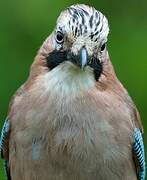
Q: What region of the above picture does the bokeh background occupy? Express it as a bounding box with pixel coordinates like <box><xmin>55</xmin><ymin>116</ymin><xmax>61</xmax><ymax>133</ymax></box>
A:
<box><xmin>0</xmin><ymin>0</ymin><xmax>146</xmax><ymax>179</ymax></box>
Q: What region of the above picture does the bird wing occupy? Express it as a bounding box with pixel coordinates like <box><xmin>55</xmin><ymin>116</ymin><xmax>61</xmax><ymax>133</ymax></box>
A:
<box><xmin>0</xmin><ymin>84</ymin><xmax>31</xmax><ymax>180</ymax></box>
<box><xmin>133</xmin><ymin>128</ymin><xmax>145</xmax><ymax>180</ymax></box>
<box><xmin>132</xmin><ymin>106</ymin><xmax>145</xmax><ymax>180</ymax></box>
<box><xmin>0</xmin><ymin>118</ymin><xmax>11</xmax><ymax>180</ymax></box>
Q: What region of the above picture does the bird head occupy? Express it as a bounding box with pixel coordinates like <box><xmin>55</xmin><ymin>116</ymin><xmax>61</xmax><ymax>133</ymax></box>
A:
<box><xmin>32</xmin><ymin>4</ymin><xmax>113</xmax><ymax>87</ymax></box>
<box><xmin>44</xmin><ymin>4</ymin><xmax>109</xmax><ymax>81</ymax></box>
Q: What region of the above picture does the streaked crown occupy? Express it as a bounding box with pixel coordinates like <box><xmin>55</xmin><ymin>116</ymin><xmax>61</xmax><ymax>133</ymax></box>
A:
<box><xmin>56</xmin><ymin>4</ymin><xmax>109</xmax><ymax>43</ymax></box>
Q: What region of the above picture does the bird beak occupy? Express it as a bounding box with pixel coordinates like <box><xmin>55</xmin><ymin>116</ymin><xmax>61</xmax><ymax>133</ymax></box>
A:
<box><xmin>79</xmin><ymin>47</ymin><xmax>88</xmax><ymax>69</ymax></box>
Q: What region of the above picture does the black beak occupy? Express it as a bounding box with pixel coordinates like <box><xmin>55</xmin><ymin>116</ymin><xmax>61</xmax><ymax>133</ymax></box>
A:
<box><xmin>79</xmin><ymin>47</ymin><xmax>88</xmax><ymax>69</ymax></box>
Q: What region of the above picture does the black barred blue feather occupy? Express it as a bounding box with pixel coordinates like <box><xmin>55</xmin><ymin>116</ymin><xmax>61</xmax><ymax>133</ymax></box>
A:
<box><xmin>0</xmin><ymin>118</ymin><xmax>11</xmax><ymax>180</ymax></box>
<box><xmin>0</xmin><ymin>118</ymin><xmax>9</xmax><ymax>157</ymax></box>
<box><xmin>133</xmin><ymin>128</ymin><xmax>145</xmax><ymax>180</ymax></box>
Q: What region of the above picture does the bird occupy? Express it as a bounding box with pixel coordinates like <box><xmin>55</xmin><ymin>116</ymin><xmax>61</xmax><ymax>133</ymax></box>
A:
<box><xmin>0</xmin><ymin>4</ymin><xmax>145</xmax><ymax>180</ymax></box>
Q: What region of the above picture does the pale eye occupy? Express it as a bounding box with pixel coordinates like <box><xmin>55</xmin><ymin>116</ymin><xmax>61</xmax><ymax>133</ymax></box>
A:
<box><xmin>100</xmin><ymin>43</ymin><xmax>106</xmax><ymax>51</ymax></box>
<box><xmin>56</xmin><ymin>31</ymin><xmax>64</xmax><ymax>44</ymax></box>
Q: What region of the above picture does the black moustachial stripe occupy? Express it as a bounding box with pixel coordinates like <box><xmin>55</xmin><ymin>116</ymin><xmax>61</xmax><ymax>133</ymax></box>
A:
<box><xmin>88</xmin><ymin>57</ymin><xmax>102</xmax><ymax>81</ymax></box>
<box><xmin>46</xmin><ymin>50</ymin><xmax>102</xmax><ymax>81</ymax></box>
<box><xmin>46</xmin><ymin>50</ymin><xmax>67</xmax><ymax>70</ymax></box>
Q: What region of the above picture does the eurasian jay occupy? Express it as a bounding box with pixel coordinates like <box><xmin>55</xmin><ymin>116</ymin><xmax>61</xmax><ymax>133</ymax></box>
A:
<box><xmin>0</xmin><ymin>4</ymin><xmax>145</xmax><ymax>180</ymax></box>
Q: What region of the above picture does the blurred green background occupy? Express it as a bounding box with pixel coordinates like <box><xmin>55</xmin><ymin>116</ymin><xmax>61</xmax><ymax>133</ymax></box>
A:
<box><xmin>0</xmin><ymin>0</ymin><xmax>146</xmax><ymax>179</ymax></box>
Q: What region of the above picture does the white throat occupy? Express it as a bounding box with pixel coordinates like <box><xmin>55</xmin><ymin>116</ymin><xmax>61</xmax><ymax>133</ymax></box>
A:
<box><xmin>42</xmin><ymin>62</ymin><xmax>95</xmax><ymax>96</ymax></box>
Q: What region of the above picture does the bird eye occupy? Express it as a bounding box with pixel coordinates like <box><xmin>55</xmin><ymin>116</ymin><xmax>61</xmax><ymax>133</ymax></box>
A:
<box><xmin>100</xmin><ymin>43</ymin><xmax>106</xmax><ymax>51</ymax></box>
<box><xmin>56</xmin><ymin>31</ymin><xmax>64</xmax><ymax>44</ymax></box>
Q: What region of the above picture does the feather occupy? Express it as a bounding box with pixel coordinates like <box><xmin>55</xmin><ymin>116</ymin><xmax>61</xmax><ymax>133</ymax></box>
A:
<box><xmin>0</xmin><ymin>118</ymin><xmax>11</xmax><ymax>180</ymax></box>
<box><xmin>133</xmin><ymin>128</ymin><xmax>145</xmax><ymax>180</ymax></box>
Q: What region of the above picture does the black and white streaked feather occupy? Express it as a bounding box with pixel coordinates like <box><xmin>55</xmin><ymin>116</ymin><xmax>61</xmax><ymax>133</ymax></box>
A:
<box><xmin>56</xmin><ymin>4</ymin><xmax>109</xmax><ymax>43</ymax></box>
<box><xmin>0</xmin><ymin>118</ymin><xmax>11</xmax><ymax>180</ymax></box>
<box><xmin>133</xmin><ymin>128</ymin><xmax>145</xmax><ymax>180</ymax></box>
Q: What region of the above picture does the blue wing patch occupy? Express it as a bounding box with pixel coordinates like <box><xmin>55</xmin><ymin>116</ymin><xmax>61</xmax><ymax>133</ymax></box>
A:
<box><xmin>0</xmin><ymin>119</ymin><xmax>11</xmax><ymax>180</ymax></box>
<box><xmin>133</xmin><ymin>128</ymin><xmax>145</xmax><ymax>180</ymax></box>
<box><xmin>0</xmin><ymin>118</ymin><xmax>10</xmax><ymax>158</ymax></box>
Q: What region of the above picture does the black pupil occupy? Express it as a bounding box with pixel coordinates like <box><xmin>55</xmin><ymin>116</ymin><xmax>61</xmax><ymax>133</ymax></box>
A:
<box><xmin>56</xmin><ymin>32</ymin><xmax>63</xmax><ymax>42</ymax></box>
<box><xmin>101</xmin><ymin>43</ymin><xmax>106</xmax><ymax>51</ymax></box>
